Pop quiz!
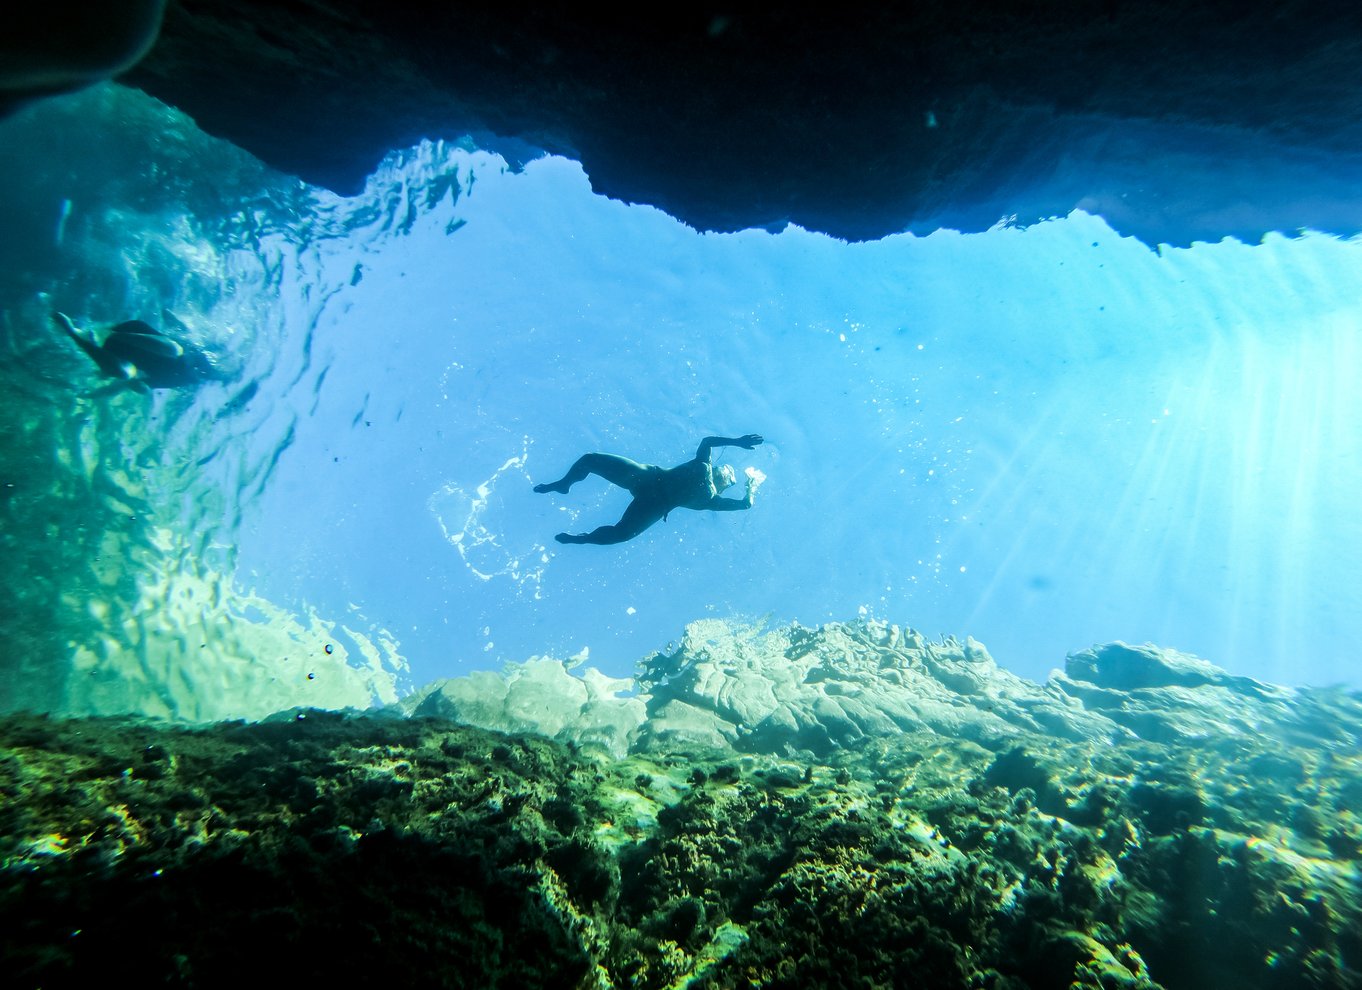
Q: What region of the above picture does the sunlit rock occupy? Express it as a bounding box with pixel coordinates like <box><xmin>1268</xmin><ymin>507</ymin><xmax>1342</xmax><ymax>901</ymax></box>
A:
<box><xmin>633</xmin><ymin>618</ymin><xmax>1124</xmax><ymax>755</ymax></box>
<box><xmin>403</xmin><ymin>657</ymin><xmax>645</xmax><ymax>758</ymax></box>
<box><xmin>1051</xmin><ymin>641</ymin><xmax>1351</xmax><ymax>748</ymax></box>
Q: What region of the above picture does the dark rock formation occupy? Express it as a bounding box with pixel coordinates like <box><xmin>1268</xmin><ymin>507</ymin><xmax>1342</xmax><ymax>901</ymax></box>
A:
<box><xmin>1</xmin><ymin>1</ymin><xmax>165</xmax><ymax>111</ymax></box>
<box><xmin>122</xmin><ymin>2</ymin><xmax>1362</xmax><ymax>244</ymax></box>
<box><xmin>10</xmin><ymin>3</ymin><xmax>1362</xmax><ymax>244</ymax></box>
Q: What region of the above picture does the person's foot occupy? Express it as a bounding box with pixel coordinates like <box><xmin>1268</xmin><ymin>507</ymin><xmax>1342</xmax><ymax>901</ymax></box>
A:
<box><xmin>555</xmin><ymin>532</ymin><xmax>585</xmax><ymax>544</ymax></box>
<box><xmin>535</xmin><ymin>481</ymin><xmax>569</xmax><ymax>494</ymax></box>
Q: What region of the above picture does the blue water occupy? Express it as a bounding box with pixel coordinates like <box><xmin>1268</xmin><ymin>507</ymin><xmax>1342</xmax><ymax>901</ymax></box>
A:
<box><xmin>3</xmin><ymin>85</ymin><xmax>1360</xmax><ymax>716</ymax></box>
<box><xmin>235</xmin><ymin>150</ymin><xmax>1362</xmax><ymax>690</ymax></box>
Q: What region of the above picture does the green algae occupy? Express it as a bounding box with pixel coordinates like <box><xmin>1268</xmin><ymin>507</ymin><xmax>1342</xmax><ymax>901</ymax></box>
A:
<box><xmin>2</xmin><ymin>688</ymin><xmax>1358</xmax><ymax>989</ymax></box>
<box><xmin>3</xmin><ymin>617</ymin><xmax>1360</xmax><ymax>988</ymax></box>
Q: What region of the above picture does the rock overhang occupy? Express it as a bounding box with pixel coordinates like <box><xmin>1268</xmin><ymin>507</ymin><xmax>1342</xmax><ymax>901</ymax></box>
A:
<box><xmin>10</xmin><ymin>2</ymin><xmax>1362</xmax><ymax>245</ymax></box>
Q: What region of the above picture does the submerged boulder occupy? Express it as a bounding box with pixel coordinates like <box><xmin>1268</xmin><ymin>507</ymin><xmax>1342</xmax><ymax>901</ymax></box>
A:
<box><xmin>1066</xmin><ymin>640</ymin><xmax>1264</xmax><ymax>692</ymax></box>
<box><xmin>398</xmin><ymin>619</ymin><xmax>1362</xmax><ymax>764</ymax></box>
<box><xmin>1052</xmin><ymin>640</ymin><xmax>1356</xmax><ymax>749</ymax></box>
<box><xmin>631</xmin><ymin>618</ymin><xmax>1123</xmax><ymax>756</ymax></box>
<box><xmin>402</xmin><ymin>657</ymin><xmax>645</xmax><ymax>758</ymax></box>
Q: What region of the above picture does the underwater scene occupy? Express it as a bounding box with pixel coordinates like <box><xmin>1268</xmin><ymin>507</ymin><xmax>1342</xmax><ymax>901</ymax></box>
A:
<box><xmin>1</xmin><ymin>81</ymin><xmax>1360</xmax><ymax>988</ymax></box>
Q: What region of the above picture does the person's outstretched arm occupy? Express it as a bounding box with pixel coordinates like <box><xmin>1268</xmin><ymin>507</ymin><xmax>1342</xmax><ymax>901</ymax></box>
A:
<box><xmin>695</xmin><ymin>434</ymin><xmax>764</xmax><ymax>462</ymax></box>
<box><xmin>707</xmin><ymin>494</ymin><xmax>752</xmax><ymax>511</ymax></box>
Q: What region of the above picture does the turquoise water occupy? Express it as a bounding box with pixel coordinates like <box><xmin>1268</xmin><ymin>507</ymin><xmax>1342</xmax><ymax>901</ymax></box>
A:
<box><xmin>3</xmin><ymin>76</ymin><xmax>1362</xmax><ymax>990</ymax></box>
<box><xmin>1</xmin><ymin>83</ymin><xmax>1360</xmax><ymax>719</ymax></box>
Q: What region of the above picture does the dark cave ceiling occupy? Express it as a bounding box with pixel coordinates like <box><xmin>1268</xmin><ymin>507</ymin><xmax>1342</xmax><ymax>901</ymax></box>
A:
<box><xmin>8</xmin><ymin>1</ymin><xmax>1362</xmax><ymax>244</ymax></box>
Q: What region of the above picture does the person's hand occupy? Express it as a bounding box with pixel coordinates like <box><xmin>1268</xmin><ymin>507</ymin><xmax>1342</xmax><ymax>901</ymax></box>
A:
<box><xmin>736</xmin><ymin>434</ymin><xmax>764</xmax><ymax>449</ymax></box>
<box><xmin>744</xmin><ymin>466</ymin><xmax>766</xmax><ymax>501</ymax></box>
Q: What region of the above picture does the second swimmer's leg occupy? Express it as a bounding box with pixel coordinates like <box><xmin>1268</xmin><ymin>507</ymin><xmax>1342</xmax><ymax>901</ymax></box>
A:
<box><xmin>535</xmin><ymin>453</ymin><xmax>649</xmax><ymax>494</ymax></box>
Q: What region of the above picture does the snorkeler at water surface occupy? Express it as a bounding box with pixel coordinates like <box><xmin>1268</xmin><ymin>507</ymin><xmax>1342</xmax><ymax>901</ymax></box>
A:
<box><xmin>535</xmin><ymin>434</ymin><xmax>766</xmax><ymax>545</ymax></box>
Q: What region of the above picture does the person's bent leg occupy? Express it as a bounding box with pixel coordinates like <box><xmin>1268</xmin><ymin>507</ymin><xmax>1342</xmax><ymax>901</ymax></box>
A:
<box><xmin>555</xmin><ymin>525</ymin><xmax>634</xmax><ymax>546</ymax></box>
<box><xmin>555</xmin><ymin>499</ymin><xmax>662</xmax><ymax>545</ymax></box>
<box><xmin>535</xmin><ymin>453</ymin><xmax>648</xmax><ymax>494</ymax></box>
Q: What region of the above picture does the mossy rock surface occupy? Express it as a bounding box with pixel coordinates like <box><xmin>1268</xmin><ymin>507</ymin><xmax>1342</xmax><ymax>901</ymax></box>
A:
<box><xmin>3</xmin><ymin>691</ymin><xmax>1360</xmax><ymax>989</ymax></box>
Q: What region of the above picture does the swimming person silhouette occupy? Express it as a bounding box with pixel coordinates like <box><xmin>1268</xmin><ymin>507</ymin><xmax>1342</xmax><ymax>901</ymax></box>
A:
<box><xmin>535</xmin><ymin>434</ymin><xmax>766</xmax><ymax>545</ymax></box>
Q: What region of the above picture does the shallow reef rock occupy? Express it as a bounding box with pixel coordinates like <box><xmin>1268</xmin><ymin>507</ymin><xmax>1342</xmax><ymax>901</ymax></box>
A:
<box><xmin>3</xmin><ymin>619</ymin><xmax>1361</xmax><ymax>989</ymax></box>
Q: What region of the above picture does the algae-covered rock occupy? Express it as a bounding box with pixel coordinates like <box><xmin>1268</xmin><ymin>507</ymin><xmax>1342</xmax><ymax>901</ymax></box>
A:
<box><xmin>5</xmin><ymin>617</ymin><xmax>1360</xmax><ymax>988</ymax></box>
<box><xmin>0</xmin><ymin>712</ymin><xmax>610</xmax><ymax>988</ymax></box>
